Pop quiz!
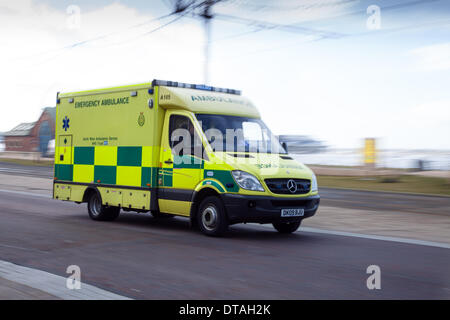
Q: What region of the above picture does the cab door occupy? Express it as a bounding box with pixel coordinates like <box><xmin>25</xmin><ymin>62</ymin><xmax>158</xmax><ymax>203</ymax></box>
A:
<box><xmin>158</xmin><ymin>111</ymin><xmax>204</xmax><ymax>216</ymax></box>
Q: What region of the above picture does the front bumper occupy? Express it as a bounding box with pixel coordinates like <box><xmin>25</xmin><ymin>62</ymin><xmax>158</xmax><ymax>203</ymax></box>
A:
<box><xmin>221</xmin><ymin>193</ymin><xmax>320</xmax><ymax>224</ymax></box>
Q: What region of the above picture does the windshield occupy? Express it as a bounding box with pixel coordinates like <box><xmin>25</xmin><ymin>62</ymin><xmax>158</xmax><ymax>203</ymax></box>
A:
<box><xmin>195</xmin><ymin>114</ymin><xmax>287</xmax><ymax>154</ymax></box>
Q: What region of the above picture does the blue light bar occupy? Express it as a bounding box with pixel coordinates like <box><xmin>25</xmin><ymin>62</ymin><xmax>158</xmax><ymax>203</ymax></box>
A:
<box><xmin>151</xmin><ymin>79</ymin><xmax>241</xmax><ymax>95</ymax></box>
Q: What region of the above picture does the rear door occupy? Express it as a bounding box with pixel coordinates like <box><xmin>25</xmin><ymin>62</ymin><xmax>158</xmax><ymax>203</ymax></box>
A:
<box><xmin>58</xmin><ymin>135</ymin><xmax>72</xmax><ymax>165</ymax></box>
<box><xmin>55</xmin><ymin>134</ymin><xmax>73</xmax><ymax>182</ymax></box>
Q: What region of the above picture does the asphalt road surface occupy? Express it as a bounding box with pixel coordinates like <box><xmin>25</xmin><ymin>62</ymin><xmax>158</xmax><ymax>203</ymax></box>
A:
<box><xmin>1</xmin><ymin>161</ymin><xmax>448</xmax><ymax>215</ymax></box>
<box><xmin>0</xmin><ymin>190</ymin><xmax>449</xmax><ymax>299</ymax></box>
<box><xmin>318</xmin><ymin>188</ymin><xmax>450</xmax><ymax>215</ymax></box>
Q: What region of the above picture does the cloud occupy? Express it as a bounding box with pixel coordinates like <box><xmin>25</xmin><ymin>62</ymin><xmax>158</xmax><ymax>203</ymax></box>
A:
<box><xmin>411</xmin><ymin>43</ymin><xmax>450</xmax><ymax>71</ymax></box>
<box><xmin>380</xmin><ymin>100</ymin><xmax>450</xmax><ymax>149</ymax></box>
<box><xmin>215</xmin><ymin>0</ymin><xmax>358</xmax><ymax>24</ymax></box>
<box><xmin>0</xmin><ymin>0</ymin><xmax>204</xmax><ymax>132</ymax></box>
<box><xmin>0</xmin><ymin>0</ymin><xmax>448</xmax><ymax>150</ymax></box>
<box><xmin>408</xmin><ymin>100</ymin><xmax>450</xmax><ymax>128</ymax></box>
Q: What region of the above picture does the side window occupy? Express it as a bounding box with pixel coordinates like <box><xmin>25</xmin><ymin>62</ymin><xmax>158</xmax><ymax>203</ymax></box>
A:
<box><xmin>169</xmin><ymin>115</ymin><xmax>207</xmax><ymax>159</ymax></box>
<box><xmin>169</xmin><ymin>115</ymin><xmax>195</xmax><ymax>156</ymax></box>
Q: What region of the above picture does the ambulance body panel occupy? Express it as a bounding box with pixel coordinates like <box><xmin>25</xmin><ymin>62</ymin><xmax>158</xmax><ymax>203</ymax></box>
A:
<box><xmin>53</xmin><ymin>80</ymin><xmax>320</xmax><ymax>236</ymax></box>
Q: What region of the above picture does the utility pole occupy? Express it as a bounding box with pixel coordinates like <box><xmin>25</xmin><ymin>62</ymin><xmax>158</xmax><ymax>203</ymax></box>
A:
<box><xmin>173</xmin><ymin>0</ymin><xmax>220</xmax><ymax>84</ymax></box>
<box><xmin>201</xmin><ymin>0</ymin><xmax>214</xmax><ymax>84</ymax></box>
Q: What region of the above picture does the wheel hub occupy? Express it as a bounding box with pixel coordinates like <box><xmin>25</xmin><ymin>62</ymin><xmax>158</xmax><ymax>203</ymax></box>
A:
<box><xmin>201</xmin><ymin>206</ymin><xmax>218</xmax><ymax>231</ymax></box>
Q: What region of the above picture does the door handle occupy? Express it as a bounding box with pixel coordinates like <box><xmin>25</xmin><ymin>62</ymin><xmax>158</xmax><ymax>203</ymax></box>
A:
<box><xmin>164</xmin><ymin>160</ymin><xmax>173</xmax><ymax>164</ymax></box>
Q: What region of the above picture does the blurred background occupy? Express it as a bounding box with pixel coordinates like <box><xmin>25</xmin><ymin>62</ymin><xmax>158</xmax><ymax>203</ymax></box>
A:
<box><xmin>0</xmin><ymin>0</ymin><xmax>449</xmax><ymax>195</ymax></box>
<box><xmin>0</xmin><ymin>1</ymin><xmax>449</xmax><ymax>301</ymax></box>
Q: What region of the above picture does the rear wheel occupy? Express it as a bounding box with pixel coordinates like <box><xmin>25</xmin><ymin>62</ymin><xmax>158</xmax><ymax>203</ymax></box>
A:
<box><xmin>87</xmin><ymin>191</ymin><xmax>120</xmax><ymax>221</ymax></box>
<box><xmin>197</xmin><ymin>196</ymin><xmax>228</xmax><ymax>237</ymax></box>
<box><xmin>272</xmin><ymin>221</ymin><xmax>301</xmax><ymax>234</ymax></box>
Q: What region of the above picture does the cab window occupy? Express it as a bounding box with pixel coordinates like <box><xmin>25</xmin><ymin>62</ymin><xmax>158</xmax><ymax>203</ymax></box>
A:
<box><xmin>169</xmin><ymin>115</ymin><xmax>204</xmax><ymax>158</ymax></box>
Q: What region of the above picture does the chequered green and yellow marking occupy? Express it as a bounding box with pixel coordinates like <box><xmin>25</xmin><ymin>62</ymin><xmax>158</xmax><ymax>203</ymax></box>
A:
<box><xmin>55</xmin><ymin>147</ymin><xmax>239</xmax><ymax>192</ymax></box>
<box><xmin>55</xmin><ymin>146</ymin><xmax>158</xmax><ymax>188</ymax></box>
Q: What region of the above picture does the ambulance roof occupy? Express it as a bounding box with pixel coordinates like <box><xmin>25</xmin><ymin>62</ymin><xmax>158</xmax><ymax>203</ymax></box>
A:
<box><xmin>58</xmin><ymin>80</ymin><xmax>260</xmax><ymax>119</ymax></box>
<box><xmin>158</xmin><ymin>86</ymin><xmax>260</xmax><ymax>118</ymax></box>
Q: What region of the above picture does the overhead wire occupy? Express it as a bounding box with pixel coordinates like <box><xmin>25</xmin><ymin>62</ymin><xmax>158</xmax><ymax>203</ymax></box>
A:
<box><xmin>11</xmin><ymin>11</ymin><xmax>177</xmax><ymax>62</ymax></box>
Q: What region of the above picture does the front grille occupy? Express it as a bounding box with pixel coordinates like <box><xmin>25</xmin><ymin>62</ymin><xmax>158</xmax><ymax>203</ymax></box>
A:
<box><xmin>265</xmin><ymin>178</ymin><xmax>311</xmax><ymax>195</ymax></box>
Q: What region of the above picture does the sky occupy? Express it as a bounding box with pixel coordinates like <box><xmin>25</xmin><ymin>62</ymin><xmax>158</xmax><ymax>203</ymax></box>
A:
<box><xmin>0</xmin><ymin>0</ymin><xmax>449</xmax><ymax>150</ymax></box>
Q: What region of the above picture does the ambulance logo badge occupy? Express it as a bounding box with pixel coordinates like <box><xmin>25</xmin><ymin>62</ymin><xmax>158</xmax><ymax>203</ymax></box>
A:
<box><xmin>62</xmin><ymin>116</ymin><xmax>70</xmax><ymax>131</ymax></box>
<box><xmin>138</xmin><ymin>112</ymin><xmax>145</xmax><ymax>126</ymax></box>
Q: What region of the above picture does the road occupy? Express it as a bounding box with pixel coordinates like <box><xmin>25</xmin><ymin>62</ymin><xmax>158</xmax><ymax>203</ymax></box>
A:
<box><xmin>318</xmin><ymin>188</ymin><xmax>450</xmax><ymax>215</ymax></box>
<box><xmin>0</xmin><ymin>190</ymin><xmax>449</xmax><ymax>299</ymax></box>
<box><xmin>1</xmin><ymin>161</ymin><xmax>448</xmax><ymax>215</ymax></box>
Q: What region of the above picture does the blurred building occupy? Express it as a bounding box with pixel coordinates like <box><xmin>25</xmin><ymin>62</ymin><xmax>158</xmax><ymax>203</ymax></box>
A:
<box><xmin>4</xmin><ymin>107</ymin><xmax>55</xmax><ymax>155</ymax></box>
<box><xmin>0</xmin><ymin>132</ymin><xmax>4</xmax><ymax>152</ymax></box>
<box><xmin>278</xmin><ymin>135</ymin><xmax>327</xmax><ymax>154</ymax></box>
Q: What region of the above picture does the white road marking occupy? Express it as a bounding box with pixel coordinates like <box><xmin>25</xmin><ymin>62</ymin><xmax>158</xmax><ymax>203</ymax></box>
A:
<box><xmin>0</xmin><ymin>167</ymin><xmax>51</xmax><ymax>177</ymax></box>
<box><xmin>297</xmin><ymin>227</ymin><xmax>450</xmax><ymax>249</ymax></box>
<box><xmin>0</xmin><ymin>189</ymin><xmax>50</xmax><ymax>198</ymax></box>
<box><xmin>254</xmin><ymin>224</ymin><xmax>450</xmax><ymax>249</ymax></box>
<box><xmin>0</xmin><ymin>243</ymin><xmax>49</xmax><ymax>254</ymax></box>
<box><xmin>0</xmin><ymin>260</ymin><xmax>131</xmax><ymax>300</ymax></box>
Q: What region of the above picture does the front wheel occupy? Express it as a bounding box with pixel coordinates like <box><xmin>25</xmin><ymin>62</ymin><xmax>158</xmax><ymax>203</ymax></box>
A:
<box><xmin>87</xmin><ymin>191</ymin><xmax>120</xmax><ymax>221</ymax></box>
<box><xmin>272</xmin><ymin>220</ymin><xmax>301</xmax><ymax>234</ymax></box>
<box><xmin>197</xmin><ymin>196</ymin><xmax>228</xmax><ymax>237</ymax></box>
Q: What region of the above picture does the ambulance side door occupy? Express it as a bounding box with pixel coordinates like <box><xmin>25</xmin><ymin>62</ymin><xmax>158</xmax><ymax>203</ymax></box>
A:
<box><xmin>158</xmin><ymin>111</ymin><xmax>203</xmax><ymax>215</ymax></box>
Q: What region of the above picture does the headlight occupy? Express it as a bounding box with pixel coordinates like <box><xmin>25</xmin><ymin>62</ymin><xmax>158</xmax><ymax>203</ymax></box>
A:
<box><xmin>231</xmin><ymin>170</ymin><xmax>264</xmax><ymax>192</ymax></box>
<box><xmin>311</xmin><ymin>173</ymin><xmax>318</xmax><ymax>192</ymax></box>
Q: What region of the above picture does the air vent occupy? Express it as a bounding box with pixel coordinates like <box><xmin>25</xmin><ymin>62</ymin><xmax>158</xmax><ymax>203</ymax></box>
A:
<box><xmin>280</xmin><ymin>156</ymin><xmax>293</xmax><ymax>160</ymax></box>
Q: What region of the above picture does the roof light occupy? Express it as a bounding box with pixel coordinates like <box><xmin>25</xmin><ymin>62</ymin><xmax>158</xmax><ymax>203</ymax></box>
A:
<box><xmin>195</xmin><ymin>84</ymin><xmax>213</xmax><ymax>91</ymax></box>
<box><xmin>151</xmin><ymin>79</ymin><xmax>241</xmax><ymax>95</ymax></box>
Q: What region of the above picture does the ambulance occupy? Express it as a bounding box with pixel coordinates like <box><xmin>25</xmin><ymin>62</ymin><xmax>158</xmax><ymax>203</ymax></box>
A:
<box><xmin>53</xmin><ymin>80</ymin><xmax>320</xmax><ymax>236</ymax></box>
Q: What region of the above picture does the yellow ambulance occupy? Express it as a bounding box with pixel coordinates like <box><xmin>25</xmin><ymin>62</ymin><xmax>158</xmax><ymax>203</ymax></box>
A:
<box><xmin>53</xmin><ymin>80</ymin><xmax>320</xmax><ymax>236</ymax></box>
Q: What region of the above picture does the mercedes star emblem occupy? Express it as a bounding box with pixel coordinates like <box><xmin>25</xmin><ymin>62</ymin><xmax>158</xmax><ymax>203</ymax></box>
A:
<box><xmin>287</xmin><ymin>179</ymin><xmax>297</xmax><ymax>193</ymax></box>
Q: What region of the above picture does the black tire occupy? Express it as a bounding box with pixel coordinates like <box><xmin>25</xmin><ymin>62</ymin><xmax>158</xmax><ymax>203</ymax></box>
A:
<box><xmin>151</xmin><ymin>211</ymin><xmax>175</xmax><ymax>219</ymax></box>
<box><xmin>197</xmin><ymin>196</ymin><xmax>228</xmax><ymax>237</ymax></box>
<box><xmin>272</xmin><ymin>220</ymin><xmax>301</xmax><ymax>234</ymax></box>
<box><xmin>87</xmin><ymin>191</ymin><xmax>120</xmax><ymax>221</ymax></box>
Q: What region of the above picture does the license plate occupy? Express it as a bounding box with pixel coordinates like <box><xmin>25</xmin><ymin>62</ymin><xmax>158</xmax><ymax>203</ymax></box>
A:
<box><xmin>281</xmin><ymin>208</ymin><xmax>305</xmax><ymax>217</ymax></box>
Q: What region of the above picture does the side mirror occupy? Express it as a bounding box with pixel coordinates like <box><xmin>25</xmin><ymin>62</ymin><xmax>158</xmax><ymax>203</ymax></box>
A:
<box><xmin>281</xmin><ymin>142</ymin><xmax>288</xmax><ymax>153</ymax></box>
